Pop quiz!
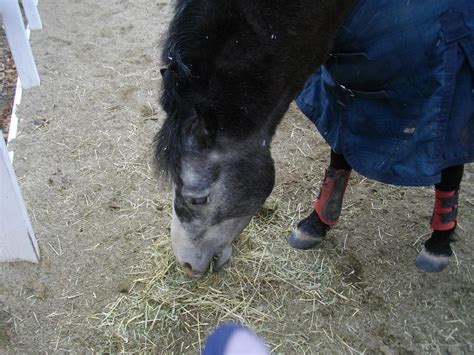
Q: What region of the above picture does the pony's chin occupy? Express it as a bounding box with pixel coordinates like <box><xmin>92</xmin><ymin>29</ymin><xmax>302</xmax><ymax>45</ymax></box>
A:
<box><xmin>213</xmin><ymin>245</ymin><xmax>233</xmax><ymax>271</ymax></box>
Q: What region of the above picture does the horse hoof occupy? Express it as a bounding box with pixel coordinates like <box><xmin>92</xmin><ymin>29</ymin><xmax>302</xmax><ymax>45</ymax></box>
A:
<box><xmin>287</xmin><ymin>210</ymin><xmax>328</xmax><ymax>250</ymax></box>
<box><xmin>415</xmin><ymin>248</ymin><xmax>449</xmax><ymax>273</ymax></box>
<box><xmin>287</xmin><ymin>228</ymin><xmax>323</xmax><ymax>250</ymax></box>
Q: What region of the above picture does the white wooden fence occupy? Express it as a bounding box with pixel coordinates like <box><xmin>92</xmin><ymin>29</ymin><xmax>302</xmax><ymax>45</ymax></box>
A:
<box><xmin>0</xmin><ymin>0</ymin><xmax>41</xmax><ymax>263</ymax></box>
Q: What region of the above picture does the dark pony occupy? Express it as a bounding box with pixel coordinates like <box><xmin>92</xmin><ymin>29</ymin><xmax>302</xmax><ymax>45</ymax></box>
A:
<box><xmin>154</xmin><ymin>0</ymin><xmax>361</xmax><ymax>277</ymax></box>
<box><xmin>154</xmin><ymin>0</ymin><xmax>469</xmax><ymax>276</ymax></box>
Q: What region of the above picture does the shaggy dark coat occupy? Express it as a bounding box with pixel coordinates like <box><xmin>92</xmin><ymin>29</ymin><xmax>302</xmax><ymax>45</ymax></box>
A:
<box><xmin>155</xmin><ymin>0</ymin><xmax>355</xmax><ymax>180</ymax></box>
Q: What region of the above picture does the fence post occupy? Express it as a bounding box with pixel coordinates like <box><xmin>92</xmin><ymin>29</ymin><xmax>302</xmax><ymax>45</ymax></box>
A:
<box><xmin>0</xmin><ymin>132</ymin><xmax>40</xmax><ymax>262</ymax></box>
<box><xmin>0</xmin><ymin>0</ymin><xmax>41</xmax><ymax>263</ymax></box>
<box><xmin>0</xmin><ymin>0</ymin><xmax>40</xmax><ymax>88</ymax></box>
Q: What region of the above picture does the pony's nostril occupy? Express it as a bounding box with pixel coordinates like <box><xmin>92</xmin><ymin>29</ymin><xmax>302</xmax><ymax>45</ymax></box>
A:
<box><xmin>182</xmin><ymin>262</ymin><xmax>194</xmax><ymax>276</ymax></box>
<box><xmin>181</xmin><ymin>262</ymin><xmax>205</xmax><ymax>277</ymax></box>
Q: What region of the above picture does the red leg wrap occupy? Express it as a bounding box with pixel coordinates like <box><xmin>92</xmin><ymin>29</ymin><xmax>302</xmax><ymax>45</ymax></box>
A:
<box><xmin>313</xmin><ymin>168</ymin><xmax>351</xmax><ymax>226</ymax></box>
<box><xmin>431</xmin><ymin>188</ymin><xmax>458</xmax><ymax>231</ymax></box>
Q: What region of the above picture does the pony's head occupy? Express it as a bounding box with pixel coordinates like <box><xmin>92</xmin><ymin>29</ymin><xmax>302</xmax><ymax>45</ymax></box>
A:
<box><xmin>156</xmin><ymin>68</ymin><xmax>275</xmax><ymax>276</ymax></box>
<box><xmin>159</xmin><ymin>121</ymin><xmax>275</xmax><ymax>277</ymax></box>
<box><xmin>155</xmin><ymin>0</ymin><xmax>353</xmax><ymax>276</ymax></box>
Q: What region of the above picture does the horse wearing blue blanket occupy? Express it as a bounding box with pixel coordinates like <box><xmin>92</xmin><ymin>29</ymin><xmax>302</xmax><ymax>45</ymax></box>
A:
<box><xmin>156</xmin><ymin>0</ymin><xmax>473</xmax><ymax>276</ymax></box>
<box><xmin>289</xmin><ymin>0</ymin><xmax>473</xmax><ymax>272</ymax></box>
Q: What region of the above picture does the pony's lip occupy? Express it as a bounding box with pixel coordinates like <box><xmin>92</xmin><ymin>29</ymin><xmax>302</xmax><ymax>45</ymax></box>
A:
<box><xmin>190</xmin><ymin>271</ymin><xmax>205</xmax><ymax>278</ymax></box>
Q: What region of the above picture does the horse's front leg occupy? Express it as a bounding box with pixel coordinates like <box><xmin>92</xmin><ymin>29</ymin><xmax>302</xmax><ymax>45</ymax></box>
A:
<box><xmin>416</xmin><ymin>165</ymin><xmax>464</xmax><ymax>272</ymax></box>
<box><xmin>288</xmin><ymin>150</ymin><xmax>351</xmax><ymax>249</ymax></box>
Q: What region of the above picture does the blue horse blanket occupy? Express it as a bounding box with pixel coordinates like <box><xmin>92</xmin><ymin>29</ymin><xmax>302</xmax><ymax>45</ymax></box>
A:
<box><xmin>296</xmin><ymin>0</ymin><xmax>474</xmax><ymax>186</ymax></box>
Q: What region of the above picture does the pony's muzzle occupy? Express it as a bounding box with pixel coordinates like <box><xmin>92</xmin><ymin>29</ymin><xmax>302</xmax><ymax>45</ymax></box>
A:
<box><xmin>178</xmin><ymin>245</ymin><xmax>233</xmax><ymax>277</ymax></box>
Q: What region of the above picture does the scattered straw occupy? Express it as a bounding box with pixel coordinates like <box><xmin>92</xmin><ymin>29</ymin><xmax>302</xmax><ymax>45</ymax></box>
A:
<box><xmin>88</xmin><ymin>123</ymin><xmax>472</xmax><ymax>353</ymax></box>
<box><xmin>94</xmin><ymin>196</ymin><xmax>353</xmax><ymax>353</ymax></box>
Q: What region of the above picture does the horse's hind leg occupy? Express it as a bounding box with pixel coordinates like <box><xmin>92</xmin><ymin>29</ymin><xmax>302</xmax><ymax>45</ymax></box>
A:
<box><xmin>288</xmin><ymin>150</ymin><xmax>351</xmax><ymax>249</ymax></box>
<box><xmin>416</xmin><ymin>165</ymin><xmax>464</xmax><ymax>272</ymax></box>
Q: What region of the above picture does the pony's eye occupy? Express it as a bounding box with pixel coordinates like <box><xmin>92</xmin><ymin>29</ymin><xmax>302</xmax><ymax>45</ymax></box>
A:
<box><xmin>190</xmin><ymin>196</ymin><xmax>209</xmax><ymax>205</ymax></box>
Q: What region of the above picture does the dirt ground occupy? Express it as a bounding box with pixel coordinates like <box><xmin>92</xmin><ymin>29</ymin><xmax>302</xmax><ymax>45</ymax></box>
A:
<box><xmin>0</xmin><ymin>0</ymin><xmax>472</xmax><ymax>353</ymax></box>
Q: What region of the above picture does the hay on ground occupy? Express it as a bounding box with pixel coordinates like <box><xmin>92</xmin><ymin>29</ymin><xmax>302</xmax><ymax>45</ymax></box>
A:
<box><xmin>94</xmin><ymin>196</ymin><xmax>355</xmax><ymax>353</ymax></box>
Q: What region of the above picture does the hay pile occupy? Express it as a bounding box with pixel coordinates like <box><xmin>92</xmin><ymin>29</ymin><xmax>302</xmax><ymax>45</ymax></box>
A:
<box><xmin>95</xmin><ymin>195</ymin><xmax>355</xmax><ymax>353</ymax></box>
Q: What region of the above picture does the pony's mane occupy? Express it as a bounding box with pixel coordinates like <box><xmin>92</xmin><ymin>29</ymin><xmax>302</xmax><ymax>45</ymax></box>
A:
<box><xmin>155</xmin><ymin>0</ymin><xmax>238</xmax><ymax>182</ymax></box>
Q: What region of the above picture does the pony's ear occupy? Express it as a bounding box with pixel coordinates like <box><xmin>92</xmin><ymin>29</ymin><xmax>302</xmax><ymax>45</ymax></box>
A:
<box><xmin>192</xmin><ymin>104</ymin><xmax>218</xmax><ymax>147</ymax></box>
